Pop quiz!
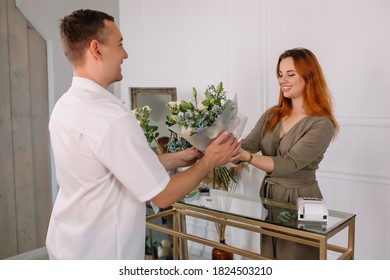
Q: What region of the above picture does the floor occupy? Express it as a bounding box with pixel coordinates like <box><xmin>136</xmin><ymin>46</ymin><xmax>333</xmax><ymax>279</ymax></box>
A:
<box><xmin>6</xmin><ymin>247</ymin><xmax>49</xmax><ymax>260</ymax></box>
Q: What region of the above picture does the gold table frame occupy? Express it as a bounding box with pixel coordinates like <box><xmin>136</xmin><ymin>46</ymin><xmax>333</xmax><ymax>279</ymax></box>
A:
<box><xmin>146</xmin><ymin>190</ymin><xmax>355</xmax><ymax>260</ymax></box>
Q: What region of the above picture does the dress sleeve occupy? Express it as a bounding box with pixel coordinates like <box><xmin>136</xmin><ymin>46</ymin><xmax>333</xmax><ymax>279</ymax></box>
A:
<box><xmin>240</xmin><ymin>110</ymin><xmax>270</xmax><ymax>153</ymax></box>
<box><xmin>270</xmin><ymin>117</ymin><xmax>334</xmax><ymax>177</ymax></box>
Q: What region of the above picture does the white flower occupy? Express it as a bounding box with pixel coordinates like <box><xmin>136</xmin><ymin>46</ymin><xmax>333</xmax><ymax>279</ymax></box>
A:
<box><xmin>168</xmin><ymin>101</ymin><xmax>177</xmax><ymax>107</ymax></box>
<box><xmin>197</xmin><ymin>102</ymin><xmax>206</xmax><ymax>110</ymax></box>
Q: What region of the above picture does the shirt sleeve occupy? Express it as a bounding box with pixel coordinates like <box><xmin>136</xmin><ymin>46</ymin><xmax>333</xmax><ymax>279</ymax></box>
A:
<box><xmin>270</xmin><ymin>117</ymin><xmax>334</xmax><ymax>177</ymax></box>
<box><xmin>93</xmin><ymin>114</ymin><xmax>170</xmax><ymax>202</ymax></box>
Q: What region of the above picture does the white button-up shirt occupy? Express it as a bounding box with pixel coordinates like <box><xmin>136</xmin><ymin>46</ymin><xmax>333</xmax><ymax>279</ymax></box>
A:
<box><xmin>46</xmin><ymin>77</ymin><xmax>170</xmax><ymax>259</ymax></box>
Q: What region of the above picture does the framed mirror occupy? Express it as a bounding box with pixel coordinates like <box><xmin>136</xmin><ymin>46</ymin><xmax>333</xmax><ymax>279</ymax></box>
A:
<box><xmin>129</xmin><ymin>87</ymin><xmax>177</xmax><ymax>149</ymax></box>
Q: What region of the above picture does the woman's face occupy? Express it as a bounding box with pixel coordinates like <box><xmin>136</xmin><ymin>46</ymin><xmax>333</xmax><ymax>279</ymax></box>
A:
<box><xmin>277</xmin><ymin>57</ymin><xmax>306</xmax><ymax>100</ymax></box>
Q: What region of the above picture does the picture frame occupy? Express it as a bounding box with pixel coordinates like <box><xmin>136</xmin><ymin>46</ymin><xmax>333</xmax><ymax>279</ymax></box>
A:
<box><xmin>129</xmin><ymin>87</ymin><xmax>177</xmax><ymax>110</ymax></box>
<box><xmin>129</xmin><ymin>87</ymin><xmax>177</xmax><ymax>141</ymax></box>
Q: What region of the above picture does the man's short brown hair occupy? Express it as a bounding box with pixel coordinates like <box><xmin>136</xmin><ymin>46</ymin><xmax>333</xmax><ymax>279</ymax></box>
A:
<box><xmin>60</xmin><ymin>9</ymin><xmax>114</xmax><ymax>65</ymax></box>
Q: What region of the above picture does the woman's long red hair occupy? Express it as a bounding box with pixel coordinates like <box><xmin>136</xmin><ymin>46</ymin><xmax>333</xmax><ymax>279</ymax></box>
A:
<box><xmin>265</xmin><ymin>48</ymin><xmax>339</xmax><ymax>138</ymax></box>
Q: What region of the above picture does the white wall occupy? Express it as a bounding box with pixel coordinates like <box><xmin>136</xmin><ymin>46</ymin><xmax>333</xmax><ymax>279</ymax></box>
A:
<box><xmin>120</xmin><ymin>0</ymin><xmax>390</xmax><ymax>259</ymax></box>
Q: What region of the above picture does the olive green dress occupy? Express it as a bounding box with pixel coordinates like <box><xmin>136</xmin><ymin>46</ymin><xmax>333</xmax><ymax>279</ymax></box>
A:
<box><xmin>241</xmin><ymin>108</ymin><xmax>334</xmax><ymax>259</ymax></box>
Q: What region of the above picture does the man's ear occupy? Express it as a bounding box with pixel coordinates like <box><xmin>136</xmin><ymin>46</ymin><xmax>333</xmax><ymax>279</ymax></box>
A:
<box><xmin>89</xmin><ymin>39</ymin><xmax>102</xmax><ymax>60</ymax></box>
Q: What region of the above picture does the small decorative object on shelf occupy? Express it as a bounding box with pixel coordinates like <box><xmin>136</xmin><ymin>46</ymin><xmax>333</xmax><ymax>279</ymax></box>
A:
<box><xmin>154</xmin><ymin>239</ymin><xmax>173</xmax><ymax>260</ymax></box>
<box><xmin>212</xmin><ymin>239</ymin><xmax>233</xmax><ymax>260</ymax></box>
<box><xmin>198</xmin><ymin>184</ymin><xmax>210</xmax><ymax>195</ymax></box>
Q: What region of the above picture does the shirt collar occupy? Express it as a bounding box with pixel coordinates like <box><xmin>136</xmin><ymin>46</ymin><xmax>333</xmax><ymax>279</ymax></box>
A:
<box><xmin>71</xmin><ymin>76</ymin><xmax>124</xmax><ymax>107</ymax></box>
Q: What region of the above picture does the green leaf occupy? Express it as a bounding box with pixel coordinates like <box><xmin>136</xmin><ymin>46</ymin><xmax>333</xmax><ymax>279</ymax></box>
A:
<box><xmin>205</xmin><ymin>89</ymin><xmax>211</xmax><ymax>100</ymax></box>
<box><xmin>181</xmin><ymin>101</ymin><xmax>194</xmax><ymax>110</ymax></box>
<box><xmin>192</xmin><ymin>87</ymin><xmax>197</xmax><ymax>98</ymax></box>
<box><xmin>202</xmin><ymin>100</ymin><xmax>210</xmax><ymax>107</ymax></box>
<box><xmin>217</xmin><ymin>82</ymin><xmax>223</xmax><ymax>93</ymax></box>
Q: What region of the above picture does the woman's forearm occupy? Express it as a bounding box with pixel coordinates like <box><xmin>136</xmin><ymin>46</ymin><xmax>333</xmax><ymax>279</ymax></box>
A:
<box><xmin>241</xmin><ymin>149</ymin><xmax>274</xmax><ymax>174</ymax></box>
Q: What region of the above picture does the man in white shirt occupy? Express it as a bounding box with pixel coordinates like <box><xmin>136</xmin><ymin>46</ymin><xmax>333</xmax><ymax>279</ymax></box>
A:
<box><xmin>46</xmin><ymin>9</ymin><xmax>240</xmax><ymax>259</ymax></box>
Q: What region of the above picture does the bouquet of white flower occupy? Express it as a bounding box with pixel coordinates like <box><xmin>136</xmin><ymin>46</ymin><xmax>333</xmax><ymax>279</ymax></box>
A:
<box><xmin>165</xmin><ymin>82</ymin><xmax>247</xmax><ymax>192</ymax></box>
<box><xmin>165</xmin><ymin>82</ymin><xmax>247</xmax><ymax>153</ymax></box>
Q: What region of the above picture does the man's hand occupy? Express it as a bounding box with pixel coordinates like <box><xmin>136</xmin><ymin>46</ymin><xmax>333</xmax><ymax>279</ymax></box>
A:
<box><xmin>203</xmin><ymin>131</ymin><xmax>240</xmax><ymax>168</ymax></box>
<box><xmin>176</xmin><ymin>147</ymin><xmax>204</xmax><ymax>167</ymax></box>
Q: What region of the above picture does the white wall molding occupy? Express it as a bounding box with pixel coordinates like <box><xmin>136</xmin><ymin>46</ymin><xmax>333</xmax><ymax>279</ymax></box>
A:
<box><xmin>318</xmin><ymin>168</ymin><xmax>390</xmax><ymax>186</ymax></box>
<box><xmin>223</xmin><ymin>0</ymin><xmax>230</xmax><ymax>89</ymax></box>
<box><xmin>260</xmin><ymin>0</ymin><xmax>268</xmax><ymax>112</ymax></box>
<box><xmin>337</xmin><ymin>115</ymin><xmax>390</xmax><ymax>128</ymax></box>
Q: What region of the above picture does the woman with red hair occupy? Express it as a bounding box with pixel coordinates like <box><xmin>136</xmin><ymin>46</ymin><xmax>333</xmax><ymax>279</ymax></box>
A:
<box><xmin>239</xmin><ymin>48</ymin><xmax>339</xmax><ymax>259</ymax></box>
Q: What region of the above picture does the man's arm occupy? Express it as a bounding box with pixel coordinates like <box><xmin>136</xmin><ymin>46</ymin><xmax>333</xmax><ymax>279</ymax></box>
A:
<box><xmin>151</xmin><ymin>131</ymin><xmax>240</xmax><ymax>208</ymax></box>
<box><xmin>157</xmin><ymin>147</ymin><xmax>204</xmax><ymax>171</ymax></box>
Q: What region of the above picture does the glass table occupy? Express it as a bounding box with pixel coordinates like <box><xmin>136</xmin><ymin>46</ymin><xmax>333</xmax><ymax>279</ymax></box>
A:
<box><xmin>145</xmin><ymin>189</ymin><xmax>355</xmax><ymax>260</ymax></box>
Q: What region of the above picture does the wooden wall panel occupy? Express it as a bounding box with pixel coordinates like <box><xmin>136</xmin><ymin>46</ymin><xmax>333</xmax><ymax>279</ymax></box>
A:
<box><xmin>0</xmin><ymin>0</ymin><xmax>18</xmax><ymax>259</ymax></box>
<box><xmin>0</xmin><ymin>0</ymin><xmax>51</xmax><ymax>258</ymax></box>
<box><xmin>28</xmin><ymin>24</ymin><xmax>52</xmax><ymax>247</ymax></box>
<box><xmin>7</xmin><ymin>0</ymin><xmax>37</xmax><ymax>254</ymax></box>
